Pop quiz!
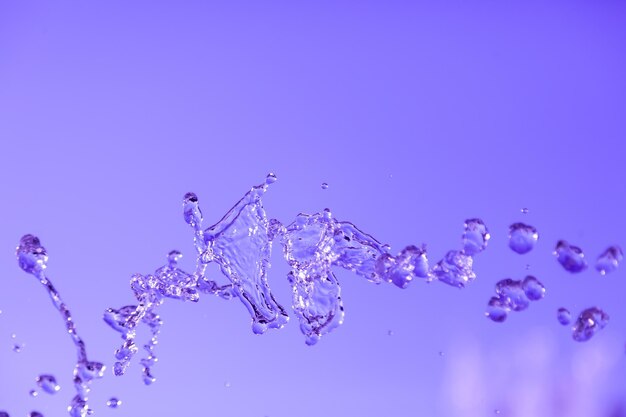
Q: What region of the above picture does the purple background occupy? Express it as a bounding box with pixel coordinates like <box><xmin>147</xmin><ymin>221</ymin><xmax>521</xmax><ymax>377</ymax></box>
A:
<box><xmin>1</xmin><ymin>2</ymin><xmax>626</xmax><ymax>416</ymax></box>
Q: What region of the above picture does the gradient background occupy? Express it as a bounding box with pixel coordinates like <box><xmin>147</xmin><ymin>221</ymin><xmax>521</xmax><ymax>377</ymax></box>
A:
<box><xmin>1</xmin><ymin>2</ymin><xmax>626</xmax><ymax>416</ymax></box>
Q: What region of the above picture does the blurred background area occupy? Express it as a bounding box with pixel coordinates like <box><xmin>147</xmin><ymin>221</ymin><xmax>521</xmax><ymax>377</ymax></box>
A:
<box><xmin>0</xmin><ymin>1</ymin><xmax>625</xmax><ymax>416</ymax></box>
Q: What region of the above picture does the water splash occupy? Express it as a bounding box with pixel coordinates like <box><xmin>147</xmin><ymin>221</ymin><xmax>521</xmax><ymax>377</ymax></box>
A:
<box><xmin>16</xmin><ymin>235</ymin><xmax>105</xmax><ymax>417</ymax></box>
<box><xmin>554</xmin><ymin>240</ymin><xmax>588</xmax><ymax>273</ymax></box>
<box><xmin>105</xmin><ymin>175</ymin><xmax>487</xmax><ymax>376</ymax></box>
<box><xmin>572</xmin><ymin>307</ymin><xmax>609</xmax><ymax>342</ymax></box>
<box><xmin>508</xmin><ymin>223</ymin><xmax>538</xmax><ymax>254</ymax></box>
<box><xmin>595</xmin><ymin>245</ymin><xmax>623</xmax><ymax>275</ymax></box>
<box><xmin>36</xmin><ymin>374</ymin><xmax>60</xmax><ymax>394</ymax></box>
<box><xmin>557</xmin><ymin>307</ymin><xmax>571</xmax><ymax>326</ymax></box>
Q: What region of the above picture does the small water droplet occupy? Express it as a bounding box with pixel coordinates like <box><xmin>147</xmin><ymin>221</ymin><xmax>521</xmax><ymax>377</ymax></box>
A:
<box><xmin>462</xmin><ymin>218</ymin><xmax>490</xmax><ymax>256</ymax></box>
<box><xmin>557</xmin><ymin>308</ymin><xmax>571</xmax><ymax>326</ymax></box>
<box><xmin>224</xmin><ymin>381</ymin><xmax>231</xmax><ymax>388</ymax></box>
<box><xmin>13</xmin><ymin>343</ymin><xmax>23</xmax><ymax>353</ymax></box>
<box><xmin>508</xmin><ymin>223</ymin><xmax>538</xmax><ymax>254</ymax></box>
<box><xmin>494</xmin><ymin>409</ymin><xmax>501</xmax><ymax>415</ymax></box>
<box><xmin>36</xmin><ymin>374</ymin><xmax>60</xmax><ymax>394</ymax></box>
<box><xmin>265</xmin><ymin>172</ymin><xmax>278</xmax><ymax>184</ymax></box>
<box><xmin>29</xmin><ymin>389</ymin><xmax>38</xmax><ymax>397</ymax></box>
<box><xmin>572</xmin><ymin>307</ymin><xmax>609</xmax><ymax>342</ymax></box>
<box><xmin>387</xmin><ymin>330</ymin><xmax>394</xmax><ymax>336</ymax></box>
<box><xmin>595</xmin><ymin>245</ymin><xmax>623</xmax><ymax>275</ymax></box>
<box><xmin>486</xmin><ymin>296</ymin><xmax>509</xmax><ymax>322</ymax></box>
<box><xmin>107</xmin><ymin>397</ymin><xmax>122</xmax><ymax>409</ymax></box>
<box><xmin>520</xmin><ymin>208</ymin><xmax>529</xmax><ymax>214</ymax></box>
<box><xmin>522</xmin><ymin>275</ymin><xmax>545</xmax><ymax>301</ymax></box>
<box><xmin>554</xmin><ymin>240</ymin><xmax>588</xmax><ymax>273</ymax></box>
<box><xmin>0</xmin><ymin>411</ymin><xmax>9</xmax><ymax>417</ymax></box>
<box><xmin>438</xmin><ymin>351</ymin><xmax>445</xmax><ymax>357</ymax></box>
<box><xmin>321</xmin><ymin>182</ymin><xmax>329</xmax><ymax>190</ymax></box>
<box><xmin>495</xmin><ymin>279</ymin><xmax>529</xmax><ymax>312</ymax></box>
<box><xmin>29</xmin><ymin>412</ymin><xmax>43</xmax><ymax>417</ymax></box>
<box><xmin>167</xmin><ymin>250</ymin><xmax>182</xmax><ymax>267</ymax></box>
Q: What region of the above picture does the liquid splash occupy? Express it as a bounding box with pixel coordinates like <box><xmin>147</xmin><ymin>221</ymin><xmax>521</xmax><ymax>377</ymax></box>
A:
<box><xmin>104</xmin><ymin>175</ymin><xmax>488</xmax><ymax>380</ymax></box>
<box><xmin>16</xmin><ymin>235</ymin><xmax>105</xmax><ymax>417</ymax></box>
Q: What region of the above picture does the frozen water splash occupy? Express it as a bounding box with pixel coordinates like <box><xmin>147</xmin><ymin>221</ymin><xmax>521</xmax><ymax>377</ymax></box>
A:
<box><xmin>105</xmin><ymin>175</ymin><xmax>487</xmax><ymax>373</ymax></box>
<box><xmin>595</xmin><ymin>245</ymin><xmax>623</xmax><ymax>275</ymax></box>
<box><xmin>572</xmin><ymin>307</ymin><xmax>609</xmax><ymax>342</ymax></box>
<box><xmin>557</xmin><ymin>307</ymin><xmax>572</xmax><ymax>326</ymax></box>
<box><xmin>16</xmin><ymin>235</ymin><xmax>105</xmax><ymax>417</ymax></box>
<box><xmin>486</xmin><ymin>276</ymin><xmax>545</xmax><ymax>322</ymax></box>
<box><xmin>508</xmin><ymin>223</ymin><xmax>538</xmax><ymax>254</ymax></box>
<box><xmin>554</xmin><ymin>240</ymin><xmax>588</xmax><ymax>273</ymax></box>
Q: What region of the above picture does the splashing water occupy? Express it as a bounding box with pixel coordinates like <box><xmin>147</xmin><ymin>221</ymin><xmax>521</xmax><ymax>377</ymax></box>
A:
<box><xmin>508</xmin><ymin>223</ymin><xmax>538</xmax><ymax>254</ymax></box>
<box><xmin>16</xmin><ymin>235</ymin><xmax>105</xmax><ymax>417</ymax></box>
<box><xmin>557</xmin><ymin>307</ymin><xmax>572</xmax><ymax>326</ymax></box>
<box><xmin>36</xmin><ymin>374</ymin><xmax>60</xmax><ymax>394</ymax></box>
<box><xmin>595</xmin><ymin>245</ymin><xmax>623</xmax><ymax>275</ymax></box>
<box><xmin>554</xmin><ymin>240</ymin><xmax>588</xmax><ymax>273</ymax></box>
<box><xmin>486</xmin><ymin>276</ymin><xmax>545</xmax><ymax>322</ymax></box>
<box><xmin>572</xmin><ymin>307</ymin><xmax>609</xmax><ymax>342</ymax></box>
<box><xmin>104</xmin><ymin>175</ymin><xmax>487</xmax><ymax>378</ymax></box>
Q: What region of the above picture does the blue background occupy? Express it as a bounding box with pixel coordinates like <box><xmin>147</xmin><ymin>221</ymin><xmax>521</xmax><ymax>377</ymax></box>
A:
<box><xmin>1</xmin><ymin>1</ymin><xmax>625</xmax><ymax>416</ymax></box>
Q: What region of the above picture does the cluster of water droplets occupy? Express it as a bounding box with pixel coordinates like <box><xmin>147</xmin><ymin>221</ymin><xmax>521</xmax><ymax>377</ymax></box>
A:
<box><xmin>15</xmin><ymin>235</ymin><xmax>105</xmax><ymax>417</ymax></box>
<box><xmin>485</xmin><ymin>276</ymin><xmax>546</xmax><ymax>322</ymax></box>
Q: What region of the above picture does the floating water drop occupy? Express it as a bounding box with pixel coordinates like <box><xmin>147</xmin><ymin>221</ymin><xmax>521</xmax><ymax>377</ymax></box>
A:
<box><xmin>495</xmin><ymin>279</ymin><xmax>529</xmax><ymax>312</ymax></box>
<box><xmin>12</xmin><ymin>343</ymin><xmax>23</xmax><ymax>353</ymax></box>
<box><xmin>387</xmin><ymin>330</ymin><xmax>394</xmax><ymax>336</ymax></box>
<box><xmin>572</xmin><ymin>307</ymin><xmax>609</xmax><ymax>342</ymax></box>
<box><xmin>431</xmin><ymin>250</ymin><xmax>475</xmax><ymax>288</ymax></box>
<box><xmin>0</xmin><ymin>411</ymin><xmax>8</xmax><ymax>417</ymax></box>
<box><xmin>595</xmin><ymin>246</ymin><xmax>623</xmax><ymax>275</ymax></box>
<box><xmin>224</xmin><ymin>381</ymin><xmax>231</xmax><ymax>388</ymax></box>
<box><xmin>29</xmin><ymin>389</ymin><xmax>38</xmax><ymax>397</ymax></box>
<box><xmin>462</xmin><ymin>218</ymin><xmax>490</xmax><ymax>255</ymax></box>
<box><xmin>265</xmin><ymin>172</ymin><xmax>277</xmax><ymax>184</ymax></box>
<box><xmin>520</xmin><ymin>208</ymin><xmax>529</xmax><ymax>214</ymax></box>
<box><xmin>321</xmin><ymin>182</ymin><xmax>329</xmax><ymax>190</ymax></box>
<box><xmin>438</xmin><ymin>351</ymin><xmax>445</xmax><ymax>357</ymax></box>
<box><xmin>106</xmin><ymin>398</ymin><xmax>121</xmax><ymax>409</ymax></box>
<box><xmin>522</xmin><ymin>275</ymin><xmax>545</xmax><ymax>301</ymax></box>
<box><xmin>29</xmin><ymin>412</ymin><xmax>43</xmax><ymax>417</ymax></box>
<box><xmin>36</xmin><ymin>374</ymin><xmax>60</xmax><ymax>394</ymax></box>
<box><xmin>554</xmin><ymin>240</ymin><xmax>588</xmax><ymax>273</ymax></box>
<box><xmin>557</xmin><ymin>308</ymin><xmax>571</xmax><ymax>326</ymax></box>
<box><xmin>485</xmin><ymin>296</ymin><xmax>509</xmax><ymax>322</ymax></box>
<box><xmin>508</xmin><ymin>223</ymin><xmax>538</xmax><ymax>254</ymax></box>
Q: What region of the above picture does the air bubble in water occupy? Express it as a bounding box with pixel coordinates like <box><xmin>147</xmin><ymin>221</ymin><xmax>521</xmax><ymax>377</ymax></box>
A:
<box><xmin>557</xmin><ymin>308</ymin><xmax>571</xmax><ymax>326</ymax></box>
<box><xmin>461</xmin><ymin>218</ymin><xmax>490</xmax><ymax>255</ymax></box>
<box><xmin>572</xmin><ymin>307</ymin><xmax>609</xmax><ymax>342</ymax></box>
<box><xmin>485</xmin><ymin>296</ymin><xmax>509</xmax><ymax>322</ymax></box>
<box><xmin>522</xmin><ymin>275</ymin><xmax>545</xmax><ymax>301</ymax></box>
<box><xmin>321</xmin><ymin>182</ymin><xmax>329</xmax><ymax>190</ymax></box>
<box><xmin>595</xmin><ymin>246</ymin><xmax>623</xmax><ymax>275</ymax></box>
<box><xmin>36</xmin><ymin>375</ymin><xmax>60</xmax><ymax>394</ymax></box>
<box><xmin>508</xmin><ymin>223</ymin><xmax>538</xmax><ymax>254</ymax></box>
<box><xmin>106</xmin><ymin>398</ymin><xmax>121</xmax><ymax>409</ymax></box>
<box><xmin>554</xmin><ymin>240</ymin><xmax>588</xmax><ymax>273</ymax></box>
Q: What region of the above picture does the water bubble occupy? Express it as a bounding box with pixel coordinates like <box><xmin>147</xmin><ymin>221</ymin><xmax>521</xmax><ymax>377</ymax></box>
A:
<box><xmin>508</xmin><ymin>223</ymin><xmax>538</xmax><ymax>254</ymax></box>
<box><xmin>486</xmin><ymin>296</ymin><xmax>509</xmax><ymax>322</ymax></box>
<box><xmin>572</xmin><ymin>307</ymin><xmax>609</xmax><ymax>342</ymax></box>
<box><xmin>554</xmin><ymin>240</ymin><xmax>588</xmax><ymax>273</ymax></box>
<box><xmin>462</xmin><ymin>218</ymin><xmax>490</xmax><ymax>255</ymax></box>
<box><xmin>29</xmin><ymin>389</ymin><xmax>38</xmax><ymax>397</ymax></box>
<box><xmin>595</xmin><ymin>245</ymin><xmax>623</xmax><ymax>275</ymax></box>
<box><xmin>36</xmin><ymin>374</ymin><xmax>60</xmax><ymax>394</ymax></box>
<box><xmin>265</xmin><ymin>172</ymin><xmax>278</xmax><ymax>184</ymax></box>
<box><xmin>522</xmin><ymin>275</ymin><xmax>545</xmax><ymax>301</ymax></box>
<box><xmin>495</xmin><ymin>279</ymin><xmax>529</xmax><ymax>312</ymax></box>
<box><xmin>321</xmin><ymin>182</ymin><xmax>329</xmax><ymax>190</ymax></box>
<box><xmin>557</xmin><ymin>308</ymin><xmax>571</xmax><ymax>326</ymax></box>
<box><xmin>106</xmin><ymin>398</ymin><xmax>121</xmax><ymax>409</ymax></box>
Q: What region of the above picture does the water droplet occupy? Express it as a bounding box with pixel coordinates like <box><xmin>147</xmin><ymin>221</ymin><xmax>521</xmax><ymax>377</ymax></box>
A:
<box><xmin>522</xmin><ymin>275</ymin><xmax>545</xmax><ymax>301</ymax></box>
<box><xmin>0</xmin><ymin>411</ymin><xmax>9</xmax><ymax>417</ymax></box>
<box><xmin>520</xmin><ymin>208</ymin><xmax>529</xmax><ymax>214</ymax></box>
<box><xmin>572</xmin><ymin>307</ymin><xmax>609</xmax><ymax>342</ymax></box>
<box><xmin>224</xmin><ymin>381</ymin><xmax>231</xmax><ymax>388</ymax></box>
<box><xmin>462</xmin><ymin>218</ymin><xmax>490</xmax><ymax>255</ymax></box>
<box><xmin>265</xmin><ymin>172</ymin><xmax>277</xmax><ymax>184</ymax></box>
<box><xmin>106</xmin><ymin>397</ymin><xmax>121</xmax><ymax>409</ymax></box>
<box><xmin>182</xmin><ymin>192</ymin><xmax>203</xmax><ymax>227</ymax></box>
<box><xmin>595</xmin><ymin>245</ymin><xmax>623</xmax><ymax>275</ymax></box>
<box><xmin>432</xmin><ymin>250</ymin><xmax>476</xmax><ymax>288</ymax></box>
<box><xmin>508</xmin><ymin>223</ymin><xmax>538</xmax><ymax>254</ymax></box>
<box><xmin>13</xmin><ymin>343</ymin><xmax>23</xmax><ymax>353</ymax></box>
<box><xmin>557</xmin><ymin>308</ymin><xmax>571</xmax><ymax>326</ymax></box>
<box><xmin>438</xmin><ymin>351</ymin><xmax>445</xmax><ymax>357</ymax></box>
<box><xmin>167</xmin><ymin>250</ymin><xmax>183</xmax><ymax>267</ymax></box>
<box><xmin>16</xmin><ymin>235</ymin><xmax>48</xmax><ymax>274</ymax></box>
<box><xmin>29</xmin><ymin>412</ymin><xmax>43</xmax><ymax>417</ymax></box>
<box><xmin>554</xmin><ymin>240</ymin><xmax>588</xmax><ymax>273</ymax></box>
<box><xmin>36</xmin><ymin>374</ymin><xmax>60</xmax><ymax>394</ymax></box>
<box><xmin>321</xmin><ymin>182</ymin><xmax>329</xmax><ymax>190</ymax></box>
<box><xmin>486</xmin><ymin>296</ymin><xmax>509</xmax><ymax>322</ymax></box>
<box><xmin>387</xmin><ymin>330</ymin><xmax>394</xmax><ymax>336</ymax></box>
<box><xmin>494</xmin><ymin>410</ymin><xmax>501</xmax><ymax>415</ymax></box>
<box><xmin>495</xmin><ymin>279</ymin><xmax>529</xmax><ymax>312</ymax></box>
<box><xmin>29</xmin><ymin>389</ymin><xmax>38</xmax><ymax>397</ymax></box>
